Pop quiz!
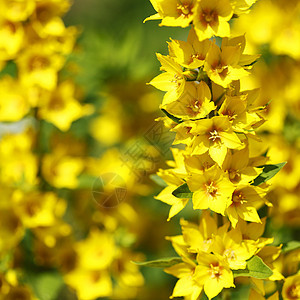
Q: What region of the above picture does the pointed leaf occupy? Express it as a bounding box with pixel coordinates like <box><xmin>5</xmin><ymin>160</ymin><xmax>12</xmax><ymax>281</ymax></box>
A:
<box><xmin>172</xmin><ymin>183</ymin><xmax>193</xmax><ymax>198</ymax></box>
<box><xmin>233</xmin><ymin>255</ymin><xmax>273</xmax><ymax>279</ymax></box>
<box><xmin>27</xmin><ymin>271</ymin><xmax>64</xmax><ymax>300</ymax></box>
<box><xmin>251</xmin><ymin>162</ymin><xmax>286</xmax><ymax>186</ymax></box>
<box><xmin>150</xmin><ymin>174</ymin><xmax>167</xmax><ymax>187</ymax></box>
<box><xmin>282</xmin><ymin>241</ymin><xmax>300</xmax><ymax>253</ymax></box>
<box><xmin>132</xmin><ymin>257</ymin><xmax>182</xmax><ymax>268</ymax></box>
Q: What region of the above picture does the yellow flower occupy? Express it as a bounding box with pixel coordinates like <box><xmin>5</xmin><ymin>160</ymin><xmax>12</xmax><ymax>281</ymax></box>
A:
<box><xmin>0</xmin><ymin>0</ymin><xmax>35</xmax><ymax>22</ymax></box>
<box><xmin>184</xmin><ymin>152</ymin><xmax>215</xmax><ymax>174</ymax></box>
<box><xmin>226</xmin><ymin>185</ymin><xmax>266</xmax><ymax>228</ymax></box>
<box><xmin>17</xmin><ymin>43</ymin><xmax>65</xmax><ymax>90</ymax></box>
<box><xmin>90</xmin><ymin>115</ymin><xmax>122</xmax><ymax>146</ymax></box>
<box><xmin>193</xmin><ymin>0</ymin><xmax>233</xmax><ymax>41</ymax></box>
<box><xmin>194</xmin><ymin>252</ymin><xmax>235</xmax><ymax>299</ymax></box>
<box><xmin>204</xmin><ymin>42</ymin><xmax>249</xmax><ymax>88</ymax></box>
<box><xmin>180</xmin><ymin>211</ymin><xmax>217</xmax><ymax>253</ymax></box>
<box><xmin>148</xmin><ymin>53</ymin><xmax>185</xmax><ymax>105</ymax></box>
<box><xmin>235</xmin><ymin>219</ymin><xmax>274</xmax><ymax>250</ymax></box>
<box><xmin>219</xmin><ymin>94</ymin><xmax>261</xmax><ymax>132</ymax></box>
<box><xmin>64</xmin><ymin>268</ymin><xmax>113</xmax><ymax>300</ymax></box>
<box><xmin>172</xmin><ymin>120</ymin><xmax>195</xmax><ymax>146</ymax></box>
<box><xmin>0</xmin><ymin>205</ymin><xmax>24</xmax><ymax>254</ymax></box>
<box><xmin>112</xmin><ymin>250</ymin><xmax>144</xmax><ymax>288</ymax></box>
<box><xmin>13</xmin><ymin>191</ymin><xmax>66</xmax><ymax>228</ymax></box>
<box><xmin>282</xmin><ymin>273</ymin><xmax>300</xmax><ymax>300</ymax></box>
<box><xmin>187</xmin><ymin>165</ymin><xmax>235</xmax><ymax>215</ymax></box>
<box><xmin>155</xmin><ymin>149</ymin><xmax>189</xmax><ymax>220</ymax></box>
<box><xmin>46</xmin><ymin>25</ymin><xmax>78</xmax><ymax>55</ymax></box>
<box><xmin>221</xmin><ymin>34</ymin><xmax>260</xmax><ymax>67</ymax></box>
<box><xmin>38</xmin><ymin>80</ymin><xmax>94</xmax><ymax>131</ymax></box>
<box><xmin>212</xmin><ymin>226</ymin><xmax>257</xmax><ymax>270</ymax></box>
<box><xmin>42</xmin><ymin>150</ymin><xmax>84</xmax><ymax>189</ymax></box>
<box><xmin>222</xmin><ymin>146</ymin><xmax>260</xmax><ymax>184</ymax></box>
<box><xmin>30</xmin><ymin>0</ymin><xmax>71</xmax><ymax>38</ymax></box>
<box><xmin>165</xmin><ymin>261</ymin><xmax>202</xmax><ymax>300</ymax></box>
<box><xmin>188</xmin><ymin>116</ymin><xmax>243</xmax><ymax>166</ymax></box>
<box><xmin>168</xmin><ymin>27</ymin><xmax>211</xmax><ymax>69</ymax></box>
<box><xmin>0</xmin><ymin>76</ymin><xmax>29</xmax><ymax>122</ymax></box>
<box><xmin>144</xmin><ymin>0</ymin><xmax>195</xmax><ymax>28</ymax></box>
<box><xmin>0</xmin><ymin>130</ymin><xmax>38</xmax><ymax>187</ymax></box>
<box><xmin>163</xmin><ymin>81</ymin><xmax>215</xmax><ymax>120</ymax></box>
<box><xmin>166</xmin><ymin>234</ymin><xmax>195</xmax><ymax>263</ymax></box>
<box><xmin>0</xmin><ymin>19</ymin><xmax>24</xmax><ymax>61</ymax></box>
<box><xmin>155</xmin><ymin>185</ymin><xmax>189</xmax><ymax>221</ymax></box>
<box><xmin>75</xmin><ymin>229</ymin><xmax>117</xmax><ymax>270</ymax></box>
<box><xmin>33</xmin><ymin>221</ymin><xmax>72</xmax><ymax>249</ymax></box>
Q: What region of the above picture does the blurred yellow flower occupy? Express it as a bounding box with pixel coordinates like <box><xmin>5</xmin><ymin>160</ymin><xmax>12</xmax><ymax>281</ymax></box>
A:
<box><xmin>0</xmin><ymin>76</ymin><xmax>29</xmax><ymax>122</ymax></box>
<box><xmin>42</xmin><ymin>150</ymin><xmax>84</xmax><ymax>189</ymax></box>
<box><xmin>282</xmin><ymin>273</ymin><xmax>300</xmax><ymax>300</ymax></box>
<box><xmin>38</xmin><ymin>80</ymin><xmax>93</xmax><ymax>131</ymax></box>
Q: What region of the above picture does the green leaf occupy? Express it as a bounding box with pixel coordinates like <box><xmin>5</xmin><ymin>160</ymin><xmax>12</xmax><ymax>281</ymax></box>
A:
<box><xmin>0</xmin><ymin>253</ymin><xmax>12</xmax><ymax>272</ymax></box>
<box><xmin>161</xmin><ymin>108</ymin><xmax>183</xmax><ymax>124</ymax></box>
<box><xmin>150</xmin><ymin>174</ymin><xmax>167</xmax><ymax>187</ymax></box>
<box><xmin>132</xmin><ymin>257</ymin><xmax>182</xmax><ymax>268</ymax></box>
<box><xmin>172</xmin><ymin>183</ymin><xmax>193</xmax><ymax>198</ymax></box>
<box><xmin>77</xmin><ymin>174</ymin><xmax>98</xmax><ymax>189</ymax></box>
<box><xmin>251</xmin><ymin>162</ymin><xmax>286</xmax><ymax>186</ymax></box>
<box><xmin>233</xmin><ymin>255</ymin><xmax>273</xmax><ymax>279</ymax></box>
<box><xmin>282</xmin><ymin>241</ymin><xmax>300</xmax><ymax>253</ymax></box>
<box><xmin>0</xmin><ymin>61</ymin><xmax>17</xmax><ymax>78</ymax></box>
<box><xmin>27</xmin><ymin>271</ymin><xmax>64</xmax><ymax>300</ymax></box>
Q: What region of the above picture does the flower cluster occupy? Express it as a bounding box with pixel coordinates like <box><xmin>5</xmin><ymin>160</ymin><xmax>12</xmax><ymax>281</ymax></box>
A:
<box><xmin>144</xmin><ymin>0</ymin><xmax>297</xmax><ymax>299</ymax></box>
<box><xmin>0</xmin><ymin>1</ymin><xmax>147</xmax><ymax>299</ymax></box>
<box><xmin>0</xmin><ymin>0</ymin><xmax>92</xmax><ymax>129</ymax></box>
<box><xmin>165</xmin><ymin>214</ymin><xmax>277</xmax><ymax>299</ymax></box>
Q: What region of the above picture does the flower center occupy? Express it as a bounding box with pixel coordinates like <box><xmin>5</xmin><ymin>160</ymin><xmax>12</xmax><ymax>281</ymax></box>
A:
<box><xmin>212</xmin><ymin>61</ymin><xmax>229</xmax><ymax>78</ymax></box>
<box><xmin>208</xmin><ymin>129</ymin><xmax>221</xmax><ymax>142</ymax></box>
<box><xmin>205</xmin><ymin>181</ymin><xmax>218</xmax><ymax>198</ymax></box>
<box><xmin>171</xmin><ymin>74</ymin><xmax>182</xmax><ymax>88</ymax></box>
<box><xmin>228</xmin><ymin>168</ymin><xmax>241</xmax><ymax>183</ymax></box>
<box><xmin>225</xmin><ymin>109</ymin><xmax>237</xmax><ymax>121</ymax></box>
<box><xmin>232</xmin><ymin>191</ymin><xmax>246</xmax><ymax>205</ymax></box>
<box><xmin>224</xmin><ymin>248</ymin><xmax>236</xmax><ymax>261</ymax></box>
<box><xmin>29</xmin><ymin>56</ymin><xmax>49</xmax><ymax>71</ymax></box>
<box><xmin>3</xmin><ymin>21</ymin><xmax>17</xmax><ymax>33</ymax></box>
<box><xmin>201</xmin><ymin>9</ymin><xmax>218</xmax><ymax>26</ymax></box>
<box><xmin>177</xmin><ymin>3</ymin><xmax>193</xmax><ymax>18</ymax></box>
<box><xmin>209</xmin><ymin>263</ymin><xmax>222</xmax><ymax>279</ymax></box>
<box><xmin>187</xmin><ymin>99</ymin><xmax>202</xmax><ymax>116</ymax></box>
<box><xmin>287</xmin><ymin>284</ymin><xmax>300</xmax><ymax>299</ymax></box>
